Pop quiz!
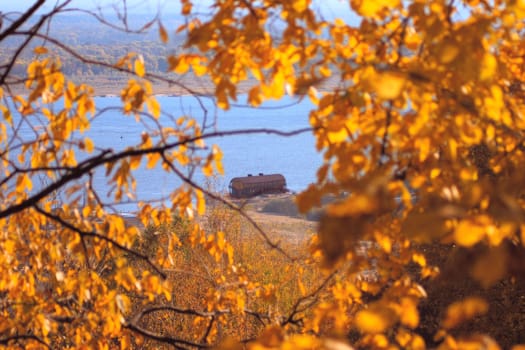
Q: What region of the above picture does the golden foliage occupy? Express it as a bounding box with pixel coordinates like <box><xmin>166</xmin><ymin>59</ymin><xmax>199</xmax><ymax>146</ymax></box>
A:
<box><xmin>442</xmin><ymin>297</ymin><xmax>489</xmax><ymax>330</ymax></box>
<box><xmin>2</xmin><ymin>0</ymin><xmax>525</xmax><ymax>349</ymax></box>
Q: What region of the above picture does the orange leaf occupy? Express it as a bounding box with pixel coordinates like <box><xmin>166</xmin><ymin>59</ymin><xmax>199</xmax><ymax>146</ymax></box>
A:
<box><xmin>34</xmin><ymin>46</ymin><xmax>48</xmax><ymax>55</ymax></box>
<box><xmin>355</xmin><ymin>306</ymin><xmax>396</xmax><ymax>333</ymax></box>
<box><xmin>134</xmin><ymin>57</ymin><xmax>145</xmax><ymax>77</ymax></box>
<box><xmin>158</xmin><ymin>22</ymin><xmax>169</xmax><ymax>43</ymax></box>
<box><xmin>442</xmin><ymin>297</ymin><xmax>488</xmax><ymax>329</ymax></box>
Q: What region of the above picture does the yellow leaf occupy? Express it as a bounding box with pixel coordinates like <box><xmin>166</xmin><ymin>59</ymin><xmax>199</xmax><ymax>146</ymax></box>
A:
<box><xmin>480</xmin><ymin>53</ymin><xmax>497</xmax><ymax>81</ymax></box>
<box><xmin>375</xmin><ymin>232</ymin><xmax>392</xmax><ymax>253</ymax></box>
<box><xmin>396</xmin><ymin>329</ymin><xmax>423</xmax><ymax>349</ymax></box>
<box><xmin>319</xmin><ymin>66</ymin><xmax>331</xmax><ymax>77</ymax></box>
<box><xmin>351</xmin><ymin>0</ymin><xmax>400</xmax><ymax>18</ymax></box>
<box><xmin>16</xmin><ymin>173</ymin><xmax>33</xmax><ymax>192</ymax></box>
<box><xmin>297</xmin><ymin>279</ymin><xmax>307</xmax><ymax>296</ymax></box>
<box><xmin>371</xmin><ymin>71</ymin><xmax>406</xmax><ymax>100</ymax></box>
<box><xmin>147</xmin><ymin>97</ymin><xmax>161</xmax><ymax>119</ymax></box>
<box><xmin>442</xmin><ymin>297</ymin><xmax>488</xmax><ymax>329</ymax></box>
<box><xmin>292</xmin><ymin>0</ymin><xmax>309</xmax><ymax>13</ymax></box>
<box><xmin>147</xmin><ymin>152</ymin><xmax>161</xmax><ymax>169</ymax></box>
<box><xmin>355</xmin><ymin>306</ymin><xmax>396</xmax><ymax>333</ymax></box>
<box><xmin>212</xmin><ymin>145</ymin><xmax>224</xmax><ymax>175</ymax></box>
<box><xmin>130</xmin><ymin>155</ymin><xmax>142</xmax><ymax>170</ymax></box>
<box><xmin>169</xmin><ymin>56</ymin><xmax>190</xmax><ymax>74</ymax></box>
<box><xmin>135</xmin><ymin>57</ymin><xmax>145</xmax><ymax>77</ymax></box>
<box><xmin>438</xmin><ymin>40</ymin><xmax>460</xmax><ymax>64</ymax></box>
<box><xmin>456</xmin><ymin>335</ymin><xmax>501</xmax><ymax>350</ymax></box>
<box><xmin>84</xmin><ymin>137</ymin><xmax>94</xmax><ymax>153</ymax></box>
<box><xmin>216</xmin><ymin>79</ymin><xmax>236</xmax><ymax>110</ymax></box>
<box><xmin>192</xmin><ymin>62</ymin><xmax>207</xmax><ymax>76</ymax></box>
<box><xmin>327</xmin><ymin>128</ymin><xmax>348</xmax><ymax>144</ymax></box>
<box><xmin>420</xmin><ymin>133</ymin><xmax>440</xmax><ymax>160</ymax></box>
<box><xmin>196</xmin><ymin>189</ymin><xmax>205</xmax><ymax>215</ymax></box>
<box><xmin>399</xmin><ymin>297</ymin><xmax>419</xmax><ymax>329</ymax></box>
<box><xmin>266</xmin><ymin>70</ymin><xmax>286</xmax><ymax>99</ymax></box>
<box><xmin>248</xmin><ymin>86</ymin><xmax>262</xmax><ymax>107</ymax></box>
<box><xmin>454</xmin><ymin>217</ymin><xmax>488</xmax><ymax>247</ymax></box>
<box><xmin>202</xmin><ymin>162</ymin><xmax>213</xmax><ymax>177</ymax></box>
<box><xmin>227</xmin><ymin>244</ymin><xmax>234</xmax><ymax>265</ymax></box>
<box><xmin>34</xmin><ymin>46</ymin><xmax>48</xmax><ymax>55</ymax></box>
<box><xmin>412</xmin><ymin>253</ymin><xmax>426</xmax><ymax>267</ymax></box>
<box><xmin>182</xmin><ymin>0</ymin><xmax>192</xmax><ymax>15</ymax></box>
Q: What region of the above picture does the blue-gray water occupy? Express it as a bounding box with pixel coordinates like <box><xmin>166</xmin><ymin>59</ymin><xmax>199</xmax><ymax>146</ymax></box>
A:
<box><xmin>9</xmin><ymin>95</ymin><xmax>322</xmax><ymax>212</ymax></box>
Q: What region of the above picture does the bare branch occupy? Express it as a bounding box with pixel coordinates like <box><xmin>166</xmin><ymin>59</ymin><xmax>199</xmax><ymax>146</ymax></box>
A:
<box><xmin>123</xmin><ymin>322</ymin><xmax>212</xmax><ymax>349</ymax></box>
<box><xmin>32</xmin><ymin>204</ymin><xmax>167</xmax><ymax>279</ymax></box>
<box><xmin>0</xmin><ymin>0</ymin><xmax>46</xmax><ymax>42</ymax></box>
<box><xmin>280</xmin><ymin>271</ymin><xmax>337</xmax><ymax>327</ymax></box>
<box><xmin>127</xmin><ymin>304</ymin><xmax>272</xmax><ymax>347</ymax></box>
<box><xmin>379</xmin><ymin>101</ymin><xmax>393</xmax><ymax>165</ymax></box>
<box><xmin>0</xmin><ymin>127</ymin><xmax>315</xmax><ymax>220</ymax></box>
<box><xmin>0</xmin><ymin>334</ymin><xmax>50</xmax><ymax>349</ymax></box>
<box><xmin>201</xmin><ymin>316</ymin><xmax>216</xmax><ymax>344</ymax></box>
<box><xmin>0</xmin><ymin>1</ymin><xmax>72</xmax><ymax>85</ymax></box>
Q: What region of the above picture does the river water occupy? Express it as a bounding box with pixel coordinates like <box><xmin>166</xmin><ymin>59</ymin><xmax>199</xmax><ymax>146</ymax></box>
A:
<box><xmin>74</xmin><ymin>95</ymin><xmax>322</xmax><ymax>211</ymax></box>
<box><xmin>5</xmin><ymin>94</ymin><xmax>322</xmax><ymax>211</ymax></box>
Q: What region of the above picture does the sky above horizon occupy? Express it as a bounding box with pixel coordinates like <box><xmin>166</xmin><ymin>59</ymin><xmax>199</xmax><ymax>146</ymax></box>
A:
<box><xmin>4</xmin><ymin>0</ymin><xmax>355</xmax><ymax>21</ymax></box>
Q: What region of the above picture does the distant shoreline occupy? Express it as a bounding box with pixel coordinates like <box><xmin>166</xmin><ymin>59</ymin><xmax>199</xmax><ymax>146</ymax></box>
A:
<box><xmin>9</xmin><ymin>74</ymin><xmax>340</xmax><ymax>99</ymax></box>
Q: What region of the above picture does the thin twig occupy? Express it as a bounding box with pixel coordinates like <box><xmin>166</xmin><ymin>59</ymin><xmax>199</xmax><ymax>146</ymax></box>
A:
<box><xmin>0</xmin><ymin>334</ymin><xmax>50</xmax><ymax>349</ymax></box>
<box><xmin>379</xmin><ymin>101</ymin><xmax>393</xmax><ymax>165</ymax></box>
<box><xmin>280</xmin><ymin>271</ymin><xmax>336</xmax><ymax>327</ymax></box>
<box><xmin>123</xmin><ymin>322</ymin><xmax>211</xmax><ymax>349</ymax></box>
<box><xmin>33</xmin><ymin>204</ymin><xmax>167</xmax><ymax>279</ymax></box>
<box><xmin>0</xmin><ymin>127</ymin><xmax>315</xmax><ymax>220</ymax></box>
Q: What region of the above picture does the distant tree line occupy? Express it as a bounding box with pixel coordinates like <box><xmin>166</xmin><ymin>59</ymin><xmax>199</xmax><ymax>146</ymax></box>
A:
<box><xmin>0</xmin><ymin>13</ymin><xmax>184</xmax><ymax>80</ymax></box>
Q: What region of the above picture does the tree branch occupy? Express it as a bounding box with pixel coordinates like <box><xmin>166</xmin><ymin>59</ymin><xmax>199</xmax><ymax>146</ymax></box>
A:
<box><xmin>281</xmin><ymin>271</ymin><xmax>336</xmax><ymax>327</ymax></box>
<box><xmin>379</xmin><ymin>101</ymin><xmax>393</xmax><ymax>165</ymax></box>
<box><xmin>0</xmin><ymin>334</ymin><xmax>50</xmax><ymax>349</ymax></box>
<box><xmin>32</xmin><ymin>204</ymin><xmax>167</xmax><ymax>279</ymax></box>
<box><xmin>0</xmin><ymin>127</ymin><xmax>314</xmax><ymax>220</ymax></box>
<box><xmin>0</xmin><ymin>0</ymin><xmax>46</xmax><ymax>42</ymax></box>
<box><xmin>0</xmin><ymin>1</ymin><xmax>72</xmax><ymax>85</ymax></box>
<box><xmin>123</xmin><ymin>322</ymin><xmax>212</xmax><ymax>349</ymax></box>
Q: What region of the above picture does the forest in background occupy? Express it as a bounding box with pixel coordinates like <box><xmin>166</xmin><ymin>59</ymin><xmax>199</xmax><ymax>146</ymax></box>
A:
<box><xmin>0</xmin><ymin>13</ymin><xmax>191</xmax><ymax>93</ymax></box>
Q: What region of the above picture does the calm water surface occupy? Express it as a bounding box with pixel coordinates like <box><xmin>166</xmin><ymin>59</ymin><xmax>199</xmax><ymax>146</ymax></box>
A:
<box><xmin>85</xmin><ymin>95</ymin><xmax>322</xmax><ymax>211</ymax></box>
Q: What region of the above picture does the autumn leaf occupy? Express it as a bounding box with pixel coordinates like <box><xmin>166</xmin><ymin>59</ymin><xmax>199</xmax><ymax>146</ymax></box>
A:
<box><xmin>364</xmin><ymin>69</ymin><xmax>407</xmax><ymax>100</ymax></box>
<box><xmin>134</xmin><ymin>57</ymin><xmax>145</xmax><ymax>77</ymax></box>
<box><xmin>33</xmin><ymin>46</ymin><xmax>48</xmax><ymax>55</ymax></box>
<box><xmin>181</xmin><ymin>0</ymin><xmax>192</xmax><ymax>15</ymax></box>
<box><xmin>351</xmin><ymin>0</ymin><xmax>401</xmax><ymax>17</ymax></box>
<box><xmin>158</xmin><ymin>21</ymin><xmax>169</xmax><ymax>43</ymax></box>
<box><xmin>292</xmin><ymin>0</ymin><xmax>309</xmax><ymax>13</ymax></box>
<box><xmin>2</xmin><ymin>1</ymin><xmax>525</xmax><ymax>348</ymax></box>
<box><xmin>398</xmin><ymin>297</ymin><xmax>420</xmax><ymax>329</ymax></box>
<box><xmin>454</xmin><ymin>216</ymin><xmax>490</xmax><ymax>247</ymax></box>
<box><xmin>442</xmin><ymin>297</ymin><xmax>489</xmax><ymax>330</ymax></box>
<box><xmin>255</xmin><ymin>325</ymin><xmax>284</xmax><ymax>348</ymax></box>
<box><xmin>355</xmin><ymin>305</ymin><xmax>397</xmax><ymax>333</ymax></box>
